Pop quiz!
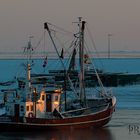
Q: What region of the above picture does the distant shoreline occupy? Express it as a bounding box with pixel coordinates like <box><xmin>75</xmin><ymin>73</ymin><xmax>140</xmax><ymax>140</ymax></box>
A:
<box><xmin>1</xmin><ymin>57</ymin><xmax>140</xmax><ymax>60</ymax></box>
<box><xmin>1</xmin><ymin>51</ymin><xmax>140</xmax><ymax>59</ymax></box>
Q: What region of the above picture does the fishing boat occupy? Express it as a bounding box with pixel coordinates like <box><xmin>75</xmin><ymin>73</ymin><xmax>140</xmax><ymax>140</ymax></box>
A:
<box><xmin>0</xmin><ymin>18</ymin><xmax>116</xmax><ymax>131</ymax></box>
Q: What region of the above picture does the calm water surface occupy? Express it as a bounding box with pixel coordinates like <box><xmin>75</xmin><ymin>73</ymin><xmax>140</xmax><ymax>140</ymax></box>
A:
<box><xmin>0</xmin><ymin>59</ymin><xmax>140</xmax><ymax>140</ymax></box>
<box><xmin>0</xmin><ymin>128</ymin><xmax>113</xmax><ymax>140</ymax></box>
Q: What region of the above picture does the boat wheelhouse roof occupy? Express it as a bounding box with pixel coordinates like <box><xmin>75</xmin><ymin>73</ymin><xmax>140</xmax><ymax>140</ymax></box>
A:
<box><xmin>44</xmin><ymin>89</ymin><xmax>63</xmax><ymax>94</ymax></box>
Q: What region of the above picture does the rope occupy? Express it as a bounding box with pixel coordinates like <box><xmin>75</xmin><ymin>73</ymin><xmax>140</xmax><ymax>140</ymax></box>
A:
<box><xmin>47</xmin><ymin>22</ymin><xmax>74</xmax><ymax>36</ymax></box>
<box><xmin>85</xmin><ymin>24</ymin><xmax>104</xmax><ymax>69</ymax></box>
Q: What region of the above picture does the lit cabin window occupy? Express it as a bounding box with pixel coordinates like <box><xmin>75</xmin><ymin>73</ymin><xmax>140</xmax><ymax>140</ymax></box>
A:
<box><xmin>26</xmin><ymin>106</ymin><xmax>29</xmax><ymax>111</ymax></box>
<box><xmin>55</xmin><ymin>96</ymin><xmax>58</xmax><ymax>101</ymax></box>
<box><xmin>31</xmin><ymin>105</ymin><xmax>33</xmax><ymax>111</ymax></box>
<box><xmin>21</xmin><ymin>105</ymin><xmax>24</xmax><ymax>112</ymax></box>
<box><xmin>42</xmin><ymin>95</ymin><xmax>45</xmax><ymax>101</ymax></box>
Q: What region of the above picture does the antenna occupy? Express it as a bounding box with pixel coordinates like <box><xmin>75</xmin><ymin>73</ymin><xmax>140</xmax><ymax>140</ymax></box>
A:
<box><xmin>108</xmin><ymin>34</ymin><xmax>112</xmax><ymax>59</ymax></box>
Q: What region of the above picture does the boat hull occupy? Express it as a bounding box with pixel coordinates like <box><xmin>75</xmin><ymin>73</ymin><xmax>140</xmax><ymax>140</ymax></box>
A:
<box><xmin>0</xmin><ymin>104</ymin><xmax>115</xmax><ymax>131</ymax></box>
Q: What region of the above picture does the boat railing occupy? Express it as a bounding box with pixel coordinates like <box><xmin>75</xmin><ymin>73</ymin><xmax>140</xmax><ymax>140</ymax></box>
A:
<box><xmin>62</xmin><ymin>103</ymin><xmax>109</xmax><ymax>117</ymax></box>
<box><xmin>0</xmin><ymin>116</ymin><xmax>12</xmax><ymax>122</ymax></box>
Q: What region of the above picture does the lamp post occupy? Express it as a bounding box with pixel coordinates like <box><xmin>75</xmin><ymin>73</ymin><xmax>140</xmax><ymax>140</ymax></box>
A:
<box><xmin>108</xmin><ymin>34</ymin><xmax>112</xmax><ymax>58</ymax></box>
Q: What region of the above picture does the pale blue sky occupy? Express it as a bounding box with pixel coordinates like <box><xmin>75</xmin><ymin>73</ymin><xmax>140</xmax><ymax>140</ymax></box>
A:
<box><xmin>0</xmin><ymin>0</ymin><xmax>140</xmax><ymax>53</ymax></box>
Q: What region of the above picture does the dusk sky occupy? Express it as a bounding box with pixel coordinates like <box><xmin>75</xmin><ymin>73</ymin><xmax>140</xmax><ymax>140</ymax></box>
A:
<box><xmin>0</xmin><ymin>0</ymin><xmax>140</xmax><ymax>54</ymax></box>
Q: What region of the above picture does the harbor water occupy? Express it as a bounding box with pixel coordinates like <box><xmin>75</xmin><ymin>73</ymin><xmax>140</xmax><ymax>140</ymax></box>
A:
<box><xmin>0</xmin><ymin>58</ymin><xmax>140</xmax><ymax>140</ymax></box>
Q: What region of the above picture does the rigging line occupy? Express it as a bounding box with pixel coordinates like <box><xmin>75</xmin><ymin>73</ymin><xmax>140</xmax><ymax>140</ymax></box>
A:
<box><xmin>34</xmin><ymin>31</ymin><xmax>46</xmax><ymax>50</ymax></box>
<box><xmin>45</xmin><ymin>23</ymin><xmax>66</xmax><ymax>69</ymax></box>
<box><xmin>69</xmin><ymin>37</ymin><xmax>79</xmax><ymax>49</ymax></box>
<box><xmin>90</xmin><ymin>59</ymin><xmax>107</xmax><ymax>95</ymax></box>
<box><xmin>64</xmin><ymin>39</ymin><xmax>77</xmax><ymax>67</ymax></box>
<box><xmin>65</xmin><ymin>44</ymin><xmax>77</xmax><ymax>69</ymax></box>
<box><xmin>85</xmin><ymin>23</ymin><xmax>99</xmax><ymax>55</ymax></box>
<box><xmin>15</xmin><ymin>63</ymin><xmax>26</xmax><ymax>80</ymax></box>
<box><xmin>64</xmin><ymin>37</ymin><xmax>78</xmax><ymax>56</ymax></box>
<box><xmin>50</xmin><ymin>29</ymin><xmax>74</xmax><ymax>37</ymax></box>
<box><xmin>84</xmin><ymin>41</ymin><xmax>107</xmax><ymax>95</ymax></box>
<box><xmin>66</xmin><ymin>53</ymin><xmax>73</xmax><ymax>69</ymax></box>
<box><xmin>53</xmin><ymin>35</ymin><xmax>67</xmax><ymax>51</ymax></box>
<box><xmin>62</xmin><ymin>45</ymin><xmax>74</xmax><ymax>68</ymax></box>
<box><xmin>84</xmin><ymin>40</ymin><xmax>100</xmax><ymax>69</ymax></box>
<box><xmin>45</xmin><ymin>22</ymin><xmax>79</xmax><ymax>97</ymax></box>
<box><xmin>48</xmin><ymin>58</ymin><xmax>62</xmax><ymax>71</ymax></box>
<box><xmin>63</xmin><ymin>37</ymin><xmax>78</xmax><ymax>68</ymax></box>
<box><xmin>67</xmin><ymin>75</ymin><xmax>79</xmax><ymax>98</ymax></box>
<box><xmin>54</xmin><ymin>35</ymin><xmax>78</xmax><ymax>64</ymax></box>
<box><xmin>65</xmin><ymin>38</ymin><xmax>80</xmax><ymax>69</ymax></box>
<box><xmin>85</xmin><ymin>23</ymin><xmax>104</xmax><ymax>69</ymax></box>
<box><xmin>48</xmin><ymin>31</ymin><xmax>77</xmax><ymax>66</ymax></box>
<box><xmin>42</xmin><ymin>29</ymin><xmax>47</xmax><ymax>72</ymax></box>
<box><xmin>47</xmin><ymin>22</ymin><xmax>74</xmax><ymax>36</ymax></box>
<box><xmin>43</xmin><ymin>29</ymin><xmax>46</xmax><ymax>58</ymax></box>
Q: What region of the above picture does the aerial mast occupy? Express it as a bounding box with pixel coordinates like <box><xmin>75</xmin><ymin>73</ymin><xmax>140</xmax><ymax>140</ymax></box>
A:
<box><xmin>26</xmin><ymin>36</ymin><xmax>33</xmax><ymax>101</ymax></box>
<box><xmin>78</xmin><ymin>17</ymin><xmax>86</xmax><ymax>107</ymax></box>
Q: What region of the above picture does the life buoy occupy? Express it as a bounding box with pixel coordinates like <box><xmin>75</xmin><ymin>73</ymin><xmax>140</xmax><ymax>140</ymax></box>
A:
<box><xmin>28</xmin><ymin>112</ymin><xmax>34</xmax><ymax>118</ymax></box>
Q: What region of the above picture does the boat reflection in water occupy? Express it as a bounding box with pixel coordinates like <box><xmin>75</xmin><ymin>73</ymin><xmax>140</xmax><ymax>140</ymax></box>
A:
<box><xmin>45</xmin><ymin>128</ymin><xmax>114</xmax><ymax>140</ymax></box>
<box><xmin>0</xmin><ymin>128</ymin><xmax>114</xmax><ymax>140</ymax></box>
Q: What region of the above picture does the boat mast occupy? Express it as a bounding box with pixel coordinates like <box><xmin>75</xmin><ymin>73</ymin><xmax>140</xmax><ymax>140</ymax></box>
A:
<box><xmin>78</xmin><ymin>17</ymin><xmax>86</xmax><ymax>107</ymax></box>
<box><xmin>26</xmin><ymin>36</ymin><xmax>33</xmax><ymax>101</ymax></box>
<box><xmin>44</xmin><ymin>23</ymin><xmax>68</xmax><ymax>111</ymax></box>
